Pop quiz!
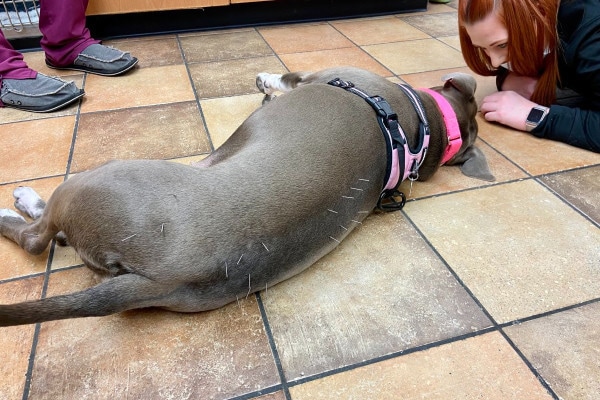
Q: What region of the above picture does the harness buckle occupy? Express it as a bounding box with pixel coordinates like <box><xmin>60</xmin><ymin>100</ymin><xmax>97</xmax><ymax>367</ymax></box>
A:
<box><xmin>328</xmin><ymin>78</ymin><xmax>354</xmax><ymax>89</ymax></box>
<box><xmin>368</xmin><ymin>96</ymin><xmax>397</xmax><ymax>120</ymax></box>
<box><xmin>376</xmin><ymin>190</ymin><xmax>407</xmax><ymax>212</ymax></box>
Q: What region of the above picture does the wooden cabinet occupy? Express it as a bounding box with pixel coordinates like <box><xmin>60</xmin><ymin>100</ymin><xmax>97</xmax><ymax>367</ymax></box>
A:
<box><xmin>87</xmin><ymin>0</ymin><xmax>270</xmax><ymax>15</ymax></box>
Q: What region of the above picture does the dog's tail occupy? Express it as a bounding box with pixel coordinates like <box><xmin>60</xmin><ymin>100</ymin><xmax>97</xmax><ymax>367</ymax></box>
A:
<box><xmin>0</xmin><ymin>274</ymin><xmax>166</xmax><ymax>327</ymax></box>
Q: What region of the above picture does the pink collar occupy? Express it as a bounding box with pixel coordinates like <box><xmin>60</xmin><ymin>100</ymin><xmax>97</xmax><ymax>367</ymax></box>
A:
<box><xmin>420</xmin><ymin>88</ymin><xmax>462</xmax><ymax>165</ymax></box>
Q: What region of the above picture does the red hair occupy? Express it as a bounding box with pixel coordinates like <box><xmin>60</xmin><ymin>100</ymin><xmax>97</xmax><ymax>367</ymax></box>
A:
<box><xmin>458</xmin><ymin>0</ymin><xmax>560</xmax><ymax>105</ymax></box>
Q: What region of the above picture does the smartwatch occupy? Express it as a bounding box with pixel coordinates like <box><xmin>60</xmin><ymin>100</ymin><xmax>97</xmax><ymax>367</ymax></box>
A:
<box><xmin>525</xmin><ymin>106</ymin><xmax>549</xmax><ymax>132</ymax></box>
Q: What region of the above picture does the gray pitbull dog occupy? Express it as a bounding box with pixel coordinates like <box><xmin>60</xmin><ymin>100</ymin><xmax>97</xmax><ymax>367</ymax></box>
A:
<box><xmin>0</xmin><ymin>67</ymin><xmax>493</xmax><ymax>327</ymax></box>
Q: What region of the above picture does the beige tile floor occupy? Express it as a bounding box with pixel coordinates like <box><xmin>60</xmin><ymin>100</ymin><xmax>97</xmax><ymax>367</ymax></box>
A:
<box><xmin>1</xmin><ymin>2</ymin><xmax>600</xmax><ymax>399</ymax></box>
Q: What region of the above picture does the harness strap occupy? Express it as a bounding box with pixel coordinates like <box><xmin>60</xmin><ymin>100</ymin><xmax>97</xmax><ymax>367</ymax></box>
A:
<box><xmin>327</xmin><ymin>78</ymin><xmax>431</xmax><ymax>212</ymax></box>
<box><xmin>395</xmin><ymin>84</ymin><xmax>431</xmax><ymax>182</ymax></box>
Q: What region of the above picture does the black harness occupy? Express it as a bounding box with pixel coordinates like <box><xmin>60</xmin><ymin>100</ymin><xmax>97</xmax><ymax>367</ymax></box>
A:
<box><xmin>327</xmin><ymin>78</ymin><xmax>431</xmax><ymax>212</ymax></box>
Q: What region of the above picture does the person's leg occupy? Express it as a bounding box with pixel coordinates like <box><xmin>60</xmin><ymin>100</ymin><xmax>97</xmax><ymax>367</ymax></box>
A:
<box><xmin>39</xmin><ymin>0</ymin><xmax>138</xmax><ymax>76</ymax></box>
<box><xmin>39</xmin><ymin>0</ymin><xmax>99</xmax><ymax>66</ymax></box>
<box><xmin>0</xmin><ymin>32</ymin><xmax>37</xmax><ymax>80</ymax></box>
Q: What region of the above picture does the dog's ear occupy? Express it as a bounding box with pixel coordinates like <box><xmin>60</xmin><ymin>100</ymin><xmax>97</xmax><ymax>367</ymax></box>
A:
<box><xmin>446</xmin><ymin>145</ymin><xmax>495</xmax><ymax>182</ymax></box>
<box><xmin>441</xmin><ymin>72</ymin><xmax>477</xmax><ymax>98</ymax></box>
<box><xmin>439</xmin><ymin>73</ymin><xmax>495</xmax><ymax>182</ymax></box>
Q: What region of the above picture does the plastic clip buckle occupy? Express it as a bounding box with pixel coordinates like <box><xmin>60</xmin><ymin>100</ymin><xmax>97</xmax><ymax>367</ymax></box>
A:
<box><xmin>376</xmin><ymin>190</ymin><xmax>407</xmax><ymax>212</ymax></box>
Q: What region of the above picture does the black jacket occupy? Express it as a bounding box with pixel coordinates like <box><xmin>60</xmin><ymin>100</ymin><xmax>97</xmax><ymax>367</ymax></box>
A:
<box><xmin>532</xmin><ymin>0</ymin><xmax>600</xmax><ymax>152</ymax></box>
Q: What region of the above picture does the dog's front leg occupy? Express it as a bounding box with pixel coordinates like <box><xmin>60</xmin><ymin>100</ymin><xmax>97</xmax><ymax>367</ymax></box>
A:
<box><xmin>256</xmin><ymin>71</ymin><xmax>312</xmax><ymax>95</ymax></box>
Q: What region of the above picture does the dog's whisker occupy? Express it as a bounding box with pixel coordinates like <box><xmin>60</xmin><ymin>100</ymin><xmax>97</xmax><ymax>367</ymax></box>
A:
<box><xmin>246</xmin><ymin>274</ymin><xmax>251</xmax><ymax>299</ymax></box>
<box><xmin>342</xmin><ymin>196</ymin><xmax>355</xmax><ymax>199</ymax></box>
<box><xmin>327</xmin><ymin>209</ymin><xmax>338</xmax><ymax>214</ymax></box>
<box><xmin>358</xmin><ymin>211</ymin><xmax>370</xmax><ymax>214</ymax></box>
<box><xmin>262</xmin><ymin>242</ymin><xmax>269</xmax><ymax>252</ymax></box>
<box><xmin>350</xmin><ymin>220</ymin><xmax>362</xmax><ymax>225</ymax></box>
<box><xmin>329</xmin><ymin>236</ymin><xmax>341</xmax><ymax>244</ymax></box>
<box><xmin>237</xmin><ymin>254</ymin><xmax>243</xmax><ymax>265</ymax></box>
<box><xmin>225</xmin><ymin>261</ymin><xmax>228</xmax><ymax>278</ymax></box>
<box><xmin>358</xmin><ymin>178</ymin><xmax>370</xmax><ymax>182</ymax></box>
<box><xmin>121</xmin><ymin>233</ymin><xmax>138</xmax><ymax>242</ymax></box>
<box><xmin>339</xmin><ymin>225</ymin><xmax>348</xmax><ymax>231</ymax></box>
<box><xmin>350</xmin><ymin>187</ymin><xmax>363</xmax><ymax>191</ymax></box>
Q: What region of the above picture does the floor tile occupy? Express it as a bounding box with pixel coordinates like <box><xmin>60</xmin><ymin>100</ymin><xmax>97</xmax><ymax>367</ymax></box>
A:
<box><xmin>478</xmin><ymin>122</ymin><xmax>600</xmax><ymax>176</ymax></box>
<box><xmin>180</xmin><ymin>30</ymin><xmax>273</xmax><ymax>63</ymax></box>
<box><xmin>331</xmin><ymin>16</ymin><xmax>429</xmax><ymax>46</ymax></box>
<box><xmin>437</xmin><ymin>34</ymin><xmax>461</xmax><ymax>51</ymax></box>
<box><xmin>405</xmin><ymin>2</ymin><xmax>456</xmax><ymax>15</ymax></box>
<box><xmin>29</xmin><ymin>267</ymin><xmax>280</xmax><ymax>399</ymax></box>
<box><xmin>404</xmin><ymin>179</ymin><xmax>600</xmax><ymax>324</ymax></box>
<box><xmin>50</xmin><ymin>245</ymin><xmax>83</xmax><ymax>271</ymax></box>
<box><xmin>289</xmin><ymin>332</ymin><xmax>552</xmax><ymax>399</ymax></box>
<box><xmin>201</xmin><ymin>93</ymin><xmax>265</xmax><ymax>149</ymax></box>
<box><xmin>72</xmin><ymin>102</ymin><xmax>210</xmax><ymax>172</ymax></box>
<box><xmin>259</xmin><ymin>23</ymin><xmax>354</xmax><ymax>54</ymax></box>
<box><xmin>0</xmin><ymin>276</ymin><xmax>45</xmax><ymax>400</ymax></box>
<box><xmin>363</xmin><ymin>38</ymin><xmax>465</xmax><ymax>75</ymax></box>
<box><xmin>0</xmin><ymin>177</ymin><xmax>64</xmax><ymax>280</ymax></box>
<box><xmin>188</xmin><ymin>56</ymin><xmax>287</xmax><ymax>99</ymax></box>
<box><xmin>81</xmin><ymin>64</ymin><xmax>196</xmax><ymax>113</ymax></box>
<box><xmin>262</xmin><ymin>211</ymin><xmax>491</xmax><ymax>381</ymax></box>
<box><xmin>505</xmin><ymin>302</ymin><xmax>600</xmax><ymax>400</ymax></box>
<box><xmin>0</xmin><ymin>117</ymin><xmax>74</xmax><ymax>183</ymax></box>
<box><xmin>278</xmin><ymin>47</ymin><xmax>392</xmax><ymax>77</ymax></box>
<box><xmin>539</xmin><ymin>166</ymin><xmax>600</xmax><ymax>224</ymax></box>
<box><xmin>106</xmin><ymin>36</ymin><xmax>185</xmax><ymax>68</ymax></box>
<box><xmin>402</xmin><ymin>12</ymin><xmax>460</xmax><ymax>37</ymax></box>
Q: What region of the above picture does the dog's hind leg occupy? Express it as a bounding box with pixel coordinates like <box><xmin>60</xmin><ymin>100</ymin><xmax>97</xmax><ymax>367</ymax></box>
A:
<box><xmin>11</xmin><ymin>186</ymin><xmax>68</xmax><ymax>246</ymax></box>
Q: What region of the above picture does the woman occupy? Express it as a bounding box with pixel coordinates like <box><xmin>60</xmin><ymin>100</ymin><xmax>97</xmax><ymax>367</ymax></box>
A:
<box><xmin>458</xmin><ymin>0</ymin><xmax>600</xmax><ymax>152</ymax></box>
<box><xmin>0</xmin><ymin>0</ymin><xmax>137</xmax><ymax>113</ymax></box>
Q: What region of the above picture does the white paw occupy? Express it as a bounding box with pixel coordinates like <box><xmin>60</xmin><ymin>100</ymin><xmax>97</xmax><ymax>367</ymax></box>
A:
<box><xmin>0</xmin><ymin>208</ymin><xmax>26</xmax><ymax>222</ymax></box>
<box><xmin>13</xmin><ymin>186</ymin><xmax>45</xmax><ymax>220</ymax></box>
<box><xmin>256</xmin><ymin>73</ymin><xmax>281</xmax><ymax>95</ymax></box>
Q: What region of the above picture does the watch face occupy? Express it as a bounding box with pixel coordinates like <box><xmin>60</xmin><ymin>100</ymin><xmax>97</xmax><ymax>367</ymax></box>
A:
<box><xmin>528</xmin><ymin>107</ymin><xmax>546</xmax><ymax>123</ymax></box>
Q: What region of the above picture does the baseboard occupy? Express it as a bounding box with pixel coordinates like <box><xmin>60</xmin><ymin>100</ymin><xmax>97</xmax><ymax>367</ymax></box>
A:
<box><xmin>10</xmin><ymin>0</ymin><xmax>428</xmax><ymax>51</ymax></box>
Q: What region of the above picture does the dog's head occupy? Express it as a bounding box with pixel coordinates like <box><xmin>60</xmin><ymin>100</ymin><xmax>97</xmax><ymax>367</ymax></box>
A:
<box><xmin>427</xmin><ymin>73</ymin><xmax>495</xmax><ymax>182</ymax></box>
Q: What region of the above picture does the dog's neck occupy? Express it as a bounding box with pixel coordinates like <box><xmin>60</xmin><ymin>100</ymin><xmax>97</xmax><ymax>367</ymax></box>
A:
<box><xmin>420</xmin><ymin>88</ymin><xmax>462</xmax><ymax>165</ymax></box>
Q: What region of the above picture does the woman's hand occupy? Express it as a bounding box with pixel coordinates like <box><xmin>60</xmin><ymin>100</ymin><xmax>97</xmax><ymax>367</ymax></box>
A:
<box><xmin>500</xmin><ymin>72</ymin><xmax>538</xmax><ymax>99</ymax></box>
<box><xmin>480</xmin><ymin>91</ymin><xmax>538</xmax><ymax>131</ymax></box>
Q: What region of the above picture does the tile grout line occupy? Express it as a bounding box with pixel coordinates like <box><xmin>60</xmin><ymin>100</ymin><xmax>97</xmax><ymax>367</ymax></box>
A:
<box><xmin>255</xmin><ymin>292</ymin><xmax>292</xmax><ymax>400</ymax></box>
<box><xmin>176</xmin><ymin>33</ymin><xmax>219</xmax><ymax>154</ymax></box>
<box><xmin>497</xmin><ymin>329</ymin><xmax>560</xmax><ymax>400</ymax></box>
<box><xmin>255</xmin><ymin>26</ymin><xmax>291</xmax><ymax>75</ymax></box>
<box><xmin>285</xmin><ymin>327</ymin><xmax>496</xmax><ymax>388</ymax></box>
<box><xmin>325</xmin><ymin>20</ymin><xmax>396</xmax><ymax>77</ymax></box>
<box><xmin>21</xmin><ymin>242</ymin><xmax>57</xmax><ymax>400</ymax></box>
<box><xmin>534</xmin><ymin>174</ymin><xmax>600</xmax><ymax>229</ymax></box>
